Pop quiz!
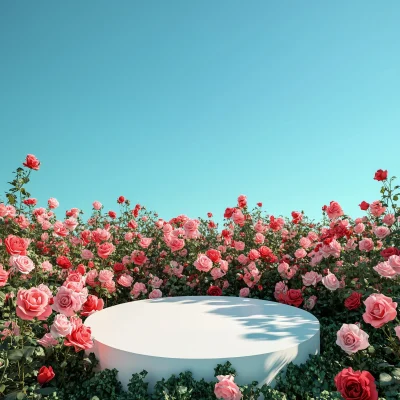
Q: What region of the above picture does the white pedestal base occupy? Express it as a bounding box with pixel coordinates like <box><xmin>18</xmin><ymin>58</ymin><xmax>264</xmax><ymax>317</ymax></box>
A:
<box><xmin>85</xmin><ymin>296</ymin><xmax>320</xmax><ymax>392</ymax></box>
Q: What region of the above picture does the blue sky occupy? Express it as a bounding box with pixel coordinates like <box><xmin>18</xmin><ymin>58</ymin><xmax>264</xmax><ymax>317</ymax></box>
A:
<box><xmin>1</xmin><ymin>1</ymin><xmax>399</xmax><ymax>226</ymax></box>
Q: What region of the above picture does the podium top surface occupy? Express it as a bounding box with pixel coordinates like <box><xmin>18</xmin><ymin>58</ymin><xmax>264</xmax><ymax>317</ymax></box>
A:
<box><xmin>84</xmin><ymin>296</ymin><xmax>320</xmax><ymax>359</ymax></box>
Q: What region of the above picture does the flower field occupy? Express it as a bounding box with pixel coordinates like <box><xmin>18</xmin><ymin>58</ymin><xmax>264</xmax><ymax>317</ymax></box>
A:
<box><xmin>0</xmin><ymin>155</ymin><xmax>399</xmax><ymax>400</ymax></box>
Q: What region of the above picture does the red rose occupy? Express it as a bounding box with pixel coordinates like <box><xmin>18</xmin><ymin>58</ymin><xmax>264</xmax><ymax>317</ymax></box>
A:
<box><xmin>257</xmin><ymin>202</ymin><xmax>262</xmax><ymax>207</ymax></box>
<box><xmin>359</xmin><ymin>201</ymin><xmax>370</xmax><ymax>211</ymax></box>
<box><xmin>81</xmin><ymin>295</ymin><xmax>104</xmax><ymax>317</ymax></box>
<box><xmin>344</xmin><ymin>292</ymin><xmax>362</xmax><ymax>310</ymax></box>
<box><xmin>56</xmin><ymin>256</ymin><xmax>72</xmax><ymax>269</ymax></box>
<box><xmin>280</xmin><ymin>289</ymin><xmax>303</xmax><ymax>307</ymax></box>
<box><xmin>224</xmin><ymin>208</ymin><xmax>235</xmax><ymax>219</ymax></box>
<box><xmin>23</xmin><ymin>198</ymin><xmax>37</xmax><ymax>206</ymax></box>
<box><xmin>374</xmin><ymin>169</ymin><xmax>388</xmax><ymax>181</ymax></box>
<box><xmin>207</xmin><ymin>212</ymin><xmax>213</xmax><ymax>218</ymax></box>
<box><xmin>117</xmin><ymin>196</ymin><xmax>125</xmax><ymax>204</ymax></box>
<box><xmin>64</xmin><ymin>317</ymin><xmax>93</xmax><ymax>352</ymax></box>
<box><xmin>206</xmin><ymin>249</ymin><xmax>221</xmax><ymax>263</ymax></box>
<box><xmin>5</xmin><ymin>235</ymin><xmax>28</xmax><ymax>256</ymax></box>
<box><xmin>37</xmin><ymin>366</ymin><xmax>55</xmax><ymax>386</ymax></box>
<box><xmin>334</xmin><ymin>367</ymin><xmax>378</xmax><ymax>400</ymax></box>
<box><xmin>380</xmin><ymin>247</ymin><xmax>400</xmax><ymax>260</ymax></box>
<box><xmin>207</xmin><ymin>286</ymin><xmax>222</xmax><ymax>296</ymax></box>
<box><xmin>108</xmin><ymin>211</ymin><xmax>117</xmax><ymax>219</ymax></box>
<box><xmin>97</xmin><ymin>242</ymin><xmax>115</xmax><ymax>259</ymax></box>
<box><xmin>23</xmin><ymin>154</ymin><xmax>40</xmax><ymax>170</ymax></box>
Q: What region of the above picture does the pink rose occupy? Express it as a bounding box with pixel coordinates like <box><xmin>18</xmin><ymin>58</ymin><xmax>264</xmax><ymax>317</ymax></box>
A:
<box><xmin>131</xmin><ymin>282</ymin><xmax>147</xmax><ymax>298</ymax></box>
<box><xmin>41</xmin><ymin>261</ymin><xmax>53</xmax><ymax>272</ymax></box>
<box><xmin>322</xmin><ymin>272</ymin><xmax>340</xmax><ymax>291</ymax></box>
<box><xmin>294</xmin><ymin>248</ymin><xmax>307</xmax><ymax>259</ymax></box>
<box><xmin>64</xmin><ymin>316</ymin><xmax>93</xmax><ymax>352</ymax></box>
<box><xmin>304</xmin><ymin>295</ymin><xmax>317</xmax><ymax>310</ymax></box>
<box><xmin>48</xmin><ymin>198</ymin><xmax>59</xmax><ymax>209</ymax></box>
<box><xmin>139</xmin><ymin>237</ymin><xmax>153</xmax><ymax>248</ymax></box>
<box><xmin>92</xmin><ymin>201</ymin><xmax>102</xmax><ymax>210</ymax></box>
<box><xmin>239</xmin><ymin>288</ymin><xmax>250</xmax><ymax>297</ymax></box>
<box><xmin>194</xmin><ymin>254</ymin><xmax>213</xmax><ymax>272</ymax></box>
<box><xmin>395</xmin><ymin>326</ymin><xmax>400</xmax><ymax>340</ymax></box>
<box><xmin>97</xmin><ymin>242</ymin><xmax>115</xmax><ymax>259</ymax></box>
<box><xmin>354</xmin><ymin>223</ymin><xmax>365</xmax><ymax>234</ymax></box>
<box><xmin>117</xmin><ymin>274</ymin><xmax>133</xmax><ymax>287</ymax></box>
<box><xmin>336</xmin><ymin>324</ymin><xmax>370</xmax><ymax>354</ymax></box>
<box><xmin>214</xmin><ymin>375</ymin><xmax>242</xmax><ymax>400</ymax></box>
<box><xmin>237</xmin><ymin>254</ymin><xmax>248</xmax><ymax>265</ymax></box>
<box><xmin>359</xmin><ymin>238</ymin><xmax>374</xmax><ymax>252</ymax></box>
<box><xmin>363</xmin><ymin>293</ymin><xmax>397</xmax><ymax>328</ymax></box>
<box><xmin>326</xmin><ymin>201</ymin><xmax>344</xmax><ymax>219</ymax></box>
<box><xmin>149</xmin><ymin>289</ymin><xmax>162</xmax><ymax>299</ymax></box>
<box><xmin>38</xmin><ymin>333</ymin><xmax>58</xmax><ymax>348</ymax></box>
<box><xmin>51</xmin><ymin>314</ymin><xmax>72</xmax><ymax>338</ymax></box>
<box><xmin>302</xmin><ymin>271</ymin><xmax>322</xmax><ymax>287</ymax></box>
<box><xmin>131</xmin><ymin>250</ymin><xmax>148</xmax><ymax>265</ymax></box>
<box><xmin>211</xmin><ymin>268</ymin><xmax>225</xmax><ymax>280</ymax></box>
<box><xmin>299</xmin><ymin>237</ymin><xmax>311</xmax><ymax>248</ymax></box>
<box><xmin>16</xmin><ymin>288</ymin><xmax>52</xmax><ymax>321</ymax></box>
<box><xmin>0</xmin><ymin>266</ymin><xmax>9</xmax><ymax>287</ymax></box>
<box><xmin>373</xmin><ymin>262</ymin><xmax>397</xmax><ymax>278</ymax></box>
<box><xmin>234</xmin><ymin>241</ymin><xmax>245</xmax><ymax>251</ymax></box>
<box><xmin>254</xmin><ymin>233</ymin><xmax>265</xmax><ymax>244</ymax></box>
<box><xmin>369</xmin><ymin>201</ymin><xmax>386</xmax><ymax>217</ymax></box>
<box><xmin>373</xmin><ymin>226</ymin><xmax>390</xmax><ymax>239</ymax></box>
<box><xmin>10</xmin><ymin>255</ymin><xmax>35</xmax><ymax>274</ymax></box>
<box><xmin>232</xmin><ymin>209</ymin><xmax>245</xmax><ymax>226</ymax></box>
<box><xmin>52</xmin><ymin>286</ymin><xmax>83</xmax><ymax>317</ymax></box>
<box><xmin>98</xmin><ymin>269</ymin><xmax>114</xmax><ymax>283</ymax></box>
<box><xmin>388</xmin><ymin>255</ymin><xmax>400</xmax><ymax>274</ymax></box>
<box><xmin>383</xmin><ymin>213</ymin><xmax>395</xmax><ymax>226</ymax></box>
<box><xmin>81</xmin><ymin>249</ymin><xmax>94</xmax><ymax>260</ymax></box>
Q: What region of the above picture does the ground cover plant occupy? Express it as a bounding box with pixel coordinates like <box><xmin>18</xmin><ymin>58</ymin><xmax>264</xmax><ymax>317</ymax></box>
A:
<box><xmin>0</xmin><ymin>154</ymin><xmax>399</xmax><ymax>400</ymax></box>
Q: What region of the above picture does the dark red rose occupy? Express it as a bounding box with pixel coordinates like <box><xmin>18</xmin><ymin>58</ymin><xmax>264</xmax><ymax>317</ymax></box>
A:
<box><xmin>76</xmin><ymin>264</ymin><xmax>86</xmax><ymax>275</ymax></box>
<box><xmin>281</xmin><ymin>289</ymin><xmax>303</xmax><ymax>307</ymax></box>
<box><xmin>207</xmin><ymin>286</ymin><xmax>222</xmax><ymax>296</ymax></box>
<box><xmin>23</xmin><ymin>154</ymin><xmax>40</xmax><ymax>170</ymax></box>
<box><xmin>380</xmin><ymin>247</ymin><xmax>400</xmax><ymax>260</ymax></box>
<box><xmin>257</xmin><ymin>202</ymin><xmax>262</xmax><ymax>207</ymax></box>
<box><xmin>108</xmin><ymin>211</ymin><xmax>117</xmax><ymax>219</ymax></box>
<box><xmin>207</xmin><ymin>212</ymin><xmax>213</xmax><ymax>218</ymax></box>
<box><xmin>37</xmin><ymin>366</ymin><xmax>55</xmax><ymax>386</ymax></box>
<box><xmin>117</xmin><ymin>196</ymin><xmax>125</xmax><ymax>204</ymax></box>
<box><xmin>206</xmin><ymin>249</ymin><xmax>221</xmax><ymax>263</ymax></box>
<box><xmin>374</xmin><ymin>169</ymin><xmax>388</xmax><ymax>181</ymax></box>
<box><xmin>113</xmin><ymin>262</ymin><xmax>125</xmax><ymax>273</ymax></box>
<box><xmin>359</xmin><ymin>201</ymin><xmax>370</xmax><ymax>211</ymax></box>
<box><xmin>344</xmin><ymin>292</ymin><xmax>362</xmax><ymax>310</ymax></box>
<box><xmin>334</xmin><ymin>367</ymin><xmax>378</xmax><ymax>400</ymax></box>
<box><xmin>56</xmin><ymin>256</ymin><xmax>72</xmax><ymax>269</ymax></box>
<box><xmin>224</xmin><ymin>207</ymin><xmax>235</xmax><ymax>218</ymax></box>
<box><xmin>23</xmin><ymin>198</ymin><xmax>37</xmax><ymax>206</ymax></box>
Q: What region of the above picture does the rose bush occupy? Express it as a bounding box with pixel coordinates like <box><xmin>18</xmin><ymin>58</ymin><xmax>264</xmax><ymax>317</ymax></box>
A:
<box><xmin>0</xmin><ymin>156</ymin><xmax>399</xmax><ymax>399</ymax></box>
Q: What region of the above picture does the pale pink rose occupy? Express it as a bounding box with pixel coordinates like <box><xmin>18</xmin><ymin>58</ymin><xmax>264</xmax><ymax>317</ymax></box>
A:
<box><xmin>211</xmin><ymin>268</ymin><xmax>225</xmax><ymax>280</ymax></box>
<box><xmin>239</xmin><ymin>288</ymin><xmax>250</xmax><ymax>297</ymax></box>
<box><xmin>40</xmin><ymin>220</ymin><xmax>52</xmax><ymax>230</ymax></box>
<box><xmin>93</xmin><ymin>201</ymin><xmax>102</xmax><ymax>210</ymax></box>
<box><xmin>254</xmin><ymin>220</ymin><xmax>265</xmax><ymax>233</ymax></box>
<box><xmin>322</xmin><ymin>272</ymin><xmax>340</xmax><ymax>291</ymax></box>
<box><xmin>373</xmin><ymin>226</ymin><xmax>390</xmax><ymax>239</ymax></box>
<box><xmin>237</xmin><ymin>254</ymin><xmax>248</xmax><ymax>265</ymax></box>
<box><xmin>369</xmin><ymin>200</ymin><xmax>386</xmax><ymax>217</ymax></box>
<box><xmin>304</xmin><ymin>295</ymin><xmax>317</xmax><ymax>310</ymax></box>
<box><xmin>81</xmin><ymin>249</ymin><xmax>94</xmax><ymax>260</ymax></box>
<box><xmin>354</xmin><ymin>223</ymin><xmax>365</xmax><ymax>234</ymax></box>
<box><xmin>232</xmin><ymin>209</ymin><xmax>245</xmax><ymax>226</ymax></box>
<box><xmin>51</xmin><ymin>314</ymin><xmax>72</xmax><ymax>338</ymax></box>
<box><xmin>64</xmin><ymin>218</ymin><xmax>78</xmax><ymax>231</ymax></box>
<box><xmin>336</xmin><ymin>324</ymin><xmax>370</xmax><ymax>354</ymax></box>
<box><xmin>183</xmin><ymin>220</ymin><xmax>199</xmax><ymax>239</ymax></box>
<box><xmin>149</xmin><ymin>289</ymin><xmax>162</xmax><ymax>299</ymax></box>
<box><xmin>117</xmin><ymin>274</ymin><xmax>133</xmax><ymax>287</ymax></box>
<box><xmin>163</xmin><ymin>223</ymin><xmax>173</xmax><ymax>235</ymax></box>
<box><xmin>101</xmin><ymin>280</ymin><xmax>116</xmax><ymax>293</ymax></box>
<box><xmin>373</xmin><ymin>261</ymin><xmax>397</xmax><ymax>278</ymax></box>
<box><xmin>395</xmin><ymin>326</ymin><xmax>400</xmax><ymax>340</ymax></box>
<box><xmin>98</xmin><ymin>269</ymin><xmax>114</xmax><ymax>283</ymax></box>
<box><xmin>307</xmin><ymin>231</ymin><xmax>319</xmax><ymax>241</ymax></box>
<box><xmin>302</xmin><ymin>271</ymin><xmax>322</xmax><ymax>287</ymax></box>
<box><xmin>219</xmin><ymin>260</ymin><xmax>229</xmax><ymax>273</ymax></box>
<box><xmin>388</xmin><ymin>255</ymin><xmax>400</xmax><ymax>274</ymax></box>
<box><xmin>326</xmin><ymin>201</ymin><xmax>344</xmax><ymax>219</ymax></box>
<box><xmin>52</xmin><ymin>286</ymin><xmax>83</xmax><ymax>317</ymax></box>
<box><xmin>85</xmin><ymin>270</ymin><xmax>98</xmax><ymax>287</ymax></box>
<box><xmin>179</xmin><ymin>248</ymin><xmax>188</xmax><ymax>257</ymax></box>
<box><xmin>41</xmin><ymin>261</ymin><xmax>53</xmax><ymax>272</ymax></box>
<box><xmin>274</xmin><ymin>281</ymin><xmax>288</xmax><ymax>300</ymax></box>
<box><xmin>0</xmin><ymin>203</ymin><xmax>7</xmax><ymax>217</ymax></box>
<box><xmin>138</xmin><ymin>237</ymin><xmax>153</xmax><ymax>248</ymax></box>
<box><xmin>149</xmin><ymin>276</ymin><xmax>163</xmax><ymax>288</ymax></box>
<box><xmin>383</xmin><ymin>213</ymin><xmax>396</xmax><ymax>226</ymax></box>
<box><xmin>53</xmin><ymin>221</ymin><xmax>69</xmax><ymax>237</ymax></box>
<box><xmin>48</xmin><ymin>198</ymin><xmax>59</xmax><ymax>209</ymax></box>
<box><xmin>131</xmin><ymin>282</ymin><xmax>147</xmax><ymax>298</ymax></box>
<box><xmin>321</xmin><ymin>239</ymin><xmax>342</xmax><ymax>258</ymax></box>
<box><xmin>234</xmin><ymin>241</ymin><xmax>245</xmax><ymax>251</ymax></box>
<box><xmin>16</xmin><ymin>288</ymin><xmax>52</xmax><ymax>321</ymax></box>
<box><xmin>122</xmin><ymin>255</ymin><xmax>131</xmax><ymax>265</ymax></box>
<box><xmin>295</xmin><ymin>248</ymin><xmax>307</xmax><ymax>259</ymax></box>
<box><xmin>10</xmin><ymin>255</ymin><xmax>34</xmax><ymax>274</ymax></box>
<box><xmin>359</xmin><ymin>238</ymin><xmax>374</xmax><ymax>252</ymax></box>
<box><xmin>70</xmin><ymin>237</ymin><xmax>82</xmax><ymax>246</ymax></box>
<box><xmin>345</xmin><ymin>238</ymin><xmax>357</xmax><ymax>251</ymax></box>
<box><xmin>194</xmin><ymin>254</ymin><xmax>213</xmax><ymax>272</ymax></box>
<box><xmin>41</xmin><ymin>232</ymin><xmax>49</xmax><ymax>241</ymax></box>
<box><xmin>124</xmin><ymin>232</ymin><xmax>134</xmax><ymax>242</ymax></box>
<box><xmin>254</xmin><ymin>233</ymin><xmax>265</xmax><ymax>244</ymax></box>
<box><xmin>376</xmin><ymin>240</ymin><xmax>383</xmax><ymax>250</ymax></box>
<box><xmin>299</xmin><ymin>237</ymin><xmax>311</xmax><ymax>249</ymax></box>
<box><xmin>0</xmin><ymin>266</ymin><xmax>9</xmax><ymax>287</ymax></box>
<box><xmin>38</xmin><ymin>333</ymin><xmax>58</xmax><ymax>348</ymax></box>
<box><xmin>37</xmin><ymin>284</ymin><xmax>52</xmax><ymax>298</ymax></box>
<box><xmin>214</xmin><ymin>375</ymin><xmax>242</xmax><ymax>400</ymax></box>
<box><xmin>167</xmin><ymin>237</ymin><xmax>185</xmax><ymax>252</ymax></box>
<box><xmin>92</xmin><ymin>228</ymin><xmax>111</xmax><ymax>243</ymax></box>
<box><xmin>363</xmin><ymin>293</ymin><xmax>397</xmax><ymax>328</ymax></box>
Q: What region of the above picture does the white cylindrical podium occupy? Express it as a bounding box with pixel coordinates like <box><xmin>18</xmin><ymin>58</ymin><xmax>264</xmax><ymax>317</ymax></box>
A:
<box><xmin>84</xmin><ymin>296</ymin><xmax>320</xmax><ymax>392</ymax></box>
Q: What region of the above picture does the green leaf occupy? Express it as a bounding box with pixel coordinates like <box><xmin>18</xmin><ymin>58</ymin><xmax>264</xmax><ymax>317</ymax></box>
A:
<box><xmin>379</xmin><ymin>372</ymin><xmax>393</xmax><ymax>386</ymax></box>
<box><xmin>16</xmin><ymin>393</ymin><xmax>25</xmax><ymax>400</ymax></box>
<box><xmin>22</xmin><ymin>346</ymin><xmax>35</xmax><ymax>358</ymax></box>
<box><xmin>6</xmin><ymin>194</ymin><xmax>16</xmax><ymax>205</ymax></box>
<box><xmin>35</xmin><ymin>387</ymin><xmax>56</xmax><ymax>395</ymax></box>
<box><xmin>7</xmin><ymin>349</ymin><xmax>24</xmax><ymax>361</ymax></box>
<box><xmin>0</xmin><ymin>384</ymin><xmax>5</xmax><ymax>393</ymax></box>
